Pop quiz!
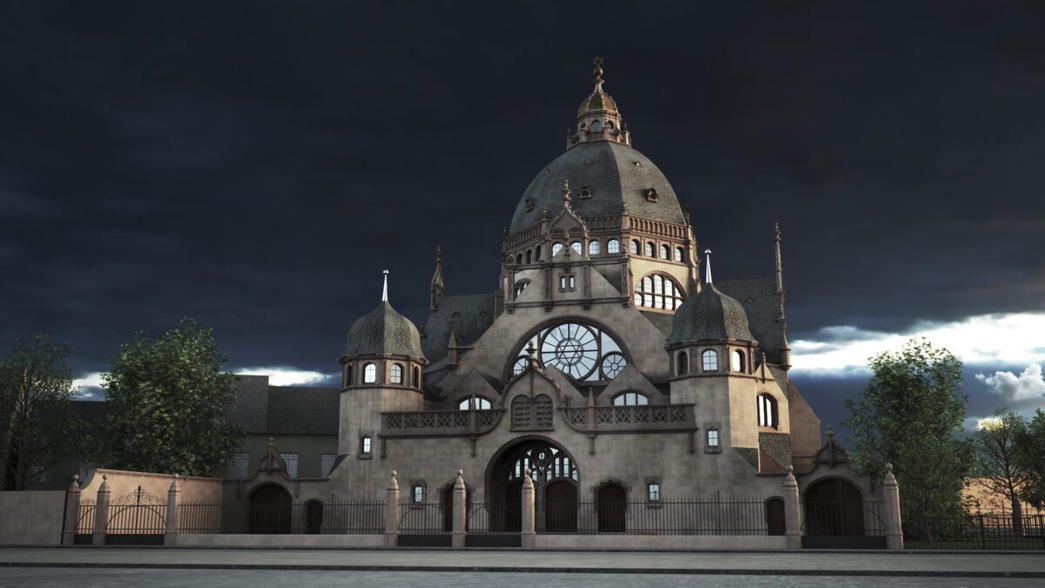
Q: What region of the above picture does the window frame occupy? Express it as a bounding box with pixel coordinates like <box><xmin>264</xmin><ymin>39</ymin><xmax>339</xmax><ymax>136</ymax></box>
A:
<box><xmin>363</xmin><ymin>362</ymin><xmax>377</xmax><ymax>384</ymax></box>
<box><xmin>701</xmin><ymin>349</ymin><xmax>719</xmax><ymax>372</ymax></box>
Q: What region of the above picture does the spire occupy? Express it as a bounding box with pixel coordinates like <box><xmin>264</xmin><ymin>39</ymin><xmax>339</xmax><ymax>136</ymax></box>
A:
<box><xmin>429</xmin><ymin>247</ymin><xmax>445</xmax><ymax>312</ymax></box>
<box><xmin>569</xmin><ymin>57</ymin><xmax>630</xmax><ymax>149</ymax></box>
<box><xmin>774</xmin><ymin>222</ymin><xmax>784</xmax><ymax>295</ymax></box>
<box><xmin>381</xmin><ymin>270</ymin><xmax>389</xmax><ymax>303</ymax></box>
<box><xmin>704</xmin><ymin>249</ymin><xmax>713</xmax><ymax>284</ymax></box>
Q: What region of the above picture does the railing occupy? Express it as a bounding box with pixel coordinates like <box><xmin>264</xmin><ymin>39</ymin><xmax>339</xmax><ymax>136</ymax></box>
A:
<box><xmin>398</xmin><ymin>502</ymin><xmax>448</xmax><ymax>534</ymax></box>
<box><xmin>178</xmin><ymin>500</ymin><xmax>384</xmax><ymax>535</ymax></box>
<box><xmin>467</xmin><ymin>502</ymin><xmax>524</xmax><ymax>534</ymax></box>
<box><xmin>536</xmin><ymin>499</ymin><xmax>770</xmax><ymax>535</ymax></box>
<box><xmin>562</xmin><ymin>404</ymin><xmax>694</xmax><ymax>431</ymax></box>
<box><xmin>904</xmin><ymin>512</ymin><xmax>1045</xmax><ymax>550</ymax></box>
<box><xmin>382</xmin><ymin>409</ymin><xmax>502</xmax><ymax>436</ymax></box>
<box><xmin>803</xmin><ymin>501</ymin><xmax>886</xmax><ymax>537</ymax></box>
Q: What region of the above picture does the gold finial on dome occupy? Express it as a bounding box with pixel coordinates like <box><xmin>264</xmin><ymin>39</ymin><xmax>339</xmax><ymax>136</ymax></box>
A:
<box><xmin>592</xmin><ymin>56</ymin><xmax>605</xmax><ymax>85</ymax></box>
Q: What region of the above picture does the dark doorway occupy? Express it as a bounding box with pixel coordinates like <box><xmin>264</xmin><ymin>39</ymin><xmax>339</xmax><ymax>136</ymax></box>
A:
<box><xmin>766</xmin><ymin>498</ymin><xmax>785</xmax><ymax>535</ymax></box>
<box><xmin>804</xmin><ymin>478</ymin><xmax>864</xmax><ymax>536</ymax></box>
<box><xmin>597</xmin><ymin>484</ymin><xmax>627</xmax><ymax>532</ymax></box>
<box><xmin>504</xmin><ymin>480</ymin><xmax>523</xmax><ymax>532</ymax></box>
<box><xmin>545</xmin><ymin>480</ymin><xmax>577</xmax><ymax>532</ymax></box>
<box><xmin>305</xmin><ymin>500</ymin><xmax>323</xmax><ymax>534</ymax></box>
<box><xmin>248</xmin><ymin>484</ymin><xmax>292</xmax><ymax>534</ymax></box>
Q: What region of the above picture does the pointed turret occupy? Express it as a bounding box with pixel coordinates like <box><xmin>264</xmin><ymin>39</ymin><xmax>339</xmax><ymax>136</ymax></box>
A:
<box><xmin>774</xmin><ymin>224</ymin><xmax>791</xmax><ymax>372</ymax></box>
<box><xmin>430</xmin><ymin>246</ymin><xmax>445</xmax><ymax>312</ymax></box>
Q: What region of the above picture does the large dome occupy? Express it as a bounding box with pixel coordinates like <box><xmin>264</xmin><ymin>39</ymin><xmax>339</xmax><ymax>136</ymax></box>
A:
<box><xmin>509</xmin><ymin>142</ymin><xmax>687</xmax><ymax>234</ymax></box>
<box><xmin>667</xmin><ymin>283</ymin><xmax>756</xmax><ymax>345</ymax></box>
<box><xmin>342</xmin><ymin>301</ymin><xmax>425</xmax><ymax>359</ymax></box>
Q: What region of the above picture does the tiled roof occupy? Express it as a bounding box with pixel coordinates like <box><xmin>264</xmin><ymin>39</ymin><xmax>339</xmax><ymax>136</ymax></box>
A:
<box><xmin>421</xmin><ymin>293</ymin><xmax>496</xmax><ymax>364</ymax></box>
<box><xmin>342</xmin><ymin>301</ymin><xmax>424</xmax><ymax>359</ymax></box>
<box><xmin>667</xmin><ymin>282</ymin><xmax>755</xmax><ymax>345</ymax></box>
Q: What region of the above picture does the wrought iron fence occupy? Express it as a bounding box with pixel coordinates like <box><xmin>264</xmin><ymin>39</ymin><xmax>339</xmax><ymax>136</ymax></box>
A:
<box><xmin>535</xmin><ymin>498</ymin><xmax>771</xmax><ymax>535</ymax></box>
<box><xmin>803</xmin><ymin>501</ymin><xmax>887</xmax><ymax>537</ymax></box>
<box><xmin>74</xmin><ymin>501</ymin><xmax>96</xmax><ymax>544</ymax></box>
<box><xmin>178</xmin><ymin>500</ymin><xmax>384</xmax><ymax>535</ymax></box>
<box><xmin>904</xmin><ymin>512</ymin><xmax>1045</xmax><ymax>550</ymax></box>
<box><xmin>398</xmin><ymin>501</ymin><xmax>448</xmax><ymax>534</ymax></box>
<box><xmin>466</xmin><ymin>502</ymin><xmax>524</xmax><ymax>534</ymax></box>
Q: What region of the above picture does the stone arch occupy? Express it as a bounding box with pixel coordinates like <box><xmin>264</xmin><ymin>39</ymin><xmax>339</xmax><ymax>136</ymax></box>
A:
<box><xmin>247</xmin><ymin>483</ymin><xmax>292</xmax><ymax>534</ymax></box>
<box><xmin>592</xmin><ymin>478</ymin><xmax>630</xmax><ymax>533</ymax></box>
<box><xmin>484</xmin><ymin>436</ymin><xmax>580</xmax><ymax>532</ymax></box>
<box><xmin>804</xmin><ymin>477</ymin><xmax>864</xmax><ymax>536</ymax></box>
<box><xmin>503</xmin><ymin>316</ymin><xmax>633</xmax><ymax>384</ymax></box>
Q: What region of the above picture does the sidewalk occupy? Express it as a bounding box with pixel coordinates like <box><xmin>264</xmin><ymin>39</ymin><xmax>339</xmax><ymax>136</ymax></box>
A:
<box><xmin>1</xmin><ymin>547</ymin><xmax>1043</xmax><ymax>577</ymax></box>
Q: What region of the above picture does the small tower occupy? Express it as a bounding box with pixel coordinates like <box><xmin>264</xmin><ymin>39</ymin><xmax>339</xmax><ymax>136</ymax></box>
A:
<box><xmin>567</xmin><ymin>57</ymin><xmax>631</xmax><ymax>149</ymax></box>
<box><xmin>338</xmin><ymin>271</ymin><xmax>429</xmax><ymax>456</ymax></box>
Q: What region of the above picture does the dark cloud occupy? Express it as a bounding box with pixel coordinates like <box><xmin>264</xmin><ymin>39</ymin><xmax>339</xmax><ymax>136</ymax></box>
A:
<box><xmin>1</xmin><ymin>1</ymin><xmax>1043</xmax><ymax>420</ymax></box>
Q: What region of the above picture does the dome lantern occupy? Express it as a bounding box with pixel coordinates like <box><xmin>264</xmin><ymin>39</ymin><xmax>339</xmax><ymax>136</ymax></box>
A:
<box><xmin>568</xmin><ymin>57</ymin><xmax>631</xmax><ymax>149</ymax></box>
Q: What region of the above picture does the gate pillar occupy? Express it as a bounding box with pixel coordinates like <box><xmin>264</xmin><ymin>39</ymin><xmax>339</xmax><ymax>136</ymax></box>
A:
<box><xmin>92</xmin><ymin>475</ymin><xmax>110</xmax><ymax>546</ymax></box>
<box><xmin>883</xmin><ymin>464</ymin><xmax>904</xmax><ymax>550</ymax></box>
<box><xmin>452</xmin><ymin>470</ymin><xmax>467</xmax><ymax>548</ymax></box>
<box><xmin>385</xmin><ymin>470</ymin><xmax>400</xmax><ymax>547</ymax></box>
<box><xmin>783</xmin><ymin>466</ymin><xmax>802</xmax><ymax>550</ymax></box>
<box><xmin>165</xmin><ymin>474</ymin><xmax>181</xmax><ymax>545</ymax></box>
<box><xmin>62</xmin><ymin>475</ymin><xmax>81</xmax><ymax>546</ymax></box>
<box><xmin>521</xmin><ymin>468</ymin><xmax>536</xmax><ymax>548</ymax></box>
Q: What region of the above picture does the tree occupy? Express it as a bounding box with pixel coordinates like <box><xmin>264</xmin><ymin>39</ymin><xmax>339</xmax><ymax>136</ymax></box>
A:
<box><xmin>973</xmin><ymin>408</ymin><xmax>1030</xmax><ymax>533</ymax></box>
<box><xmin>842</xmin><ymin>338</ymin><xmax>975</xmax><ymax>523</ymax></box>
<box><xmin>1014</xmin><ymin>409</ymin><xmax>1045</xmax><ymax>510</ymax></box>
<box><xmin>96</xmin><ymin>318</ymin><xmax>245</xmax><ymax>478</ymax></box>
<box><xmin>0</xmin><ymin>333</ymin><xmax>81</xmax><ymax>490</ymax></box>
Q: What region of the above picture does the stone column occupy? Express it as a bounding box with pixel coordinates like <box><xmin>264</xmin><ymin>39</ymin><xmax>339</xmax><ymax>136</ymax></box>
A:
<box><xmin>782</xmin><ymin>466</ymin><xmax>802</xmax><ymax>550</ymax></box>
<box><xmin>452</xmin><ymin>470</ymin><xmax>467</xmax><ymax>548</ymax></box>
<box><xmin>92</xmin><ymin>475</ymin><xmax>110</xmax><ymax>546</ymax></box>
<box><xmin>384</xmin><ymin>470</ymin><xmax>400</xmax><ymax>547</ymax></box>
<box><xmin>882</xmin><ymin>463</ymin><xmax>904</xmax><ymax>550</ymax></box>
<box><xmin>165</xmin><ymin>474</ymin><xmax>181</xmax><ymax>546</ymax></box>
<box><xmin>62</xmin><ymin>475</ymin><xmax>81</xmax><ymax>546</ymax></box>
<box><xmin>521</xmin><ymin>468</ymin><xmax>536</xmax><ymax>549</ymax></box>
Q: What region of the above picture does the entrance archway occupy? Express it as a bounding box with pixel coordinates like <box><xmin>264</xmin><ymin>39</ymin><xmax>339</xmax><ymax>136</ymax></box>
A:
<box><xmin>597</xmin><ymin>483</ymin><xmax>626</xmax><ymax>532</ymax></box>
<box><xmin>248</xmin><ymin>484</ymin><xmax>292</xmax><ymax>534</ymax></box>
<box><xmin>804</xmin><ymin>478</ymin><xmax>864</xmax><ymax>536</ymax></box>
<box><xmin>486</xmin><ymin>437</ymin><xmax>579</xmax><ymax>532</ymax></box>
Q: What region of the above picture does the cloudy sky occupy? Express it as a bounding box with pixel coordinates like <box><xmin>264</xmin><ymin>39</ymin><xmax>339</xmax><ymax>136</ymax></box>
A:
<box><xmin>2</xmin><ymin>1</ymin><xmax>1043</xmax><ymax>437</ymax></box>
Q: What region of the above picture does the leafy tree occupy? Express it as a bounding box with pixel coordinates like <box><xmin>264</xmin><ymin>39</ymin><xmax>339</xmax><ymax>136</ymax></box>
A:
<box><xmin>1014</xmin><ymin>409</ymin><xmax>1045</xmax><ymax>510</ymax></box>
<box><xmin>842</xmin><ymin>338</ymin><xmax>975</xmax><ymax>524</ymax></box>
<box><xmin>973</xmin><ymin>408</ymin><xmax>1030</xmax><ymax>533</ymax></box>
<box><xmin>96</xmin><ymin>319</ymin><xmax>244</xmax><ymax>478</ymax></box>
<box><xmin>0</xmin><ymin>333</ymin><xmax>81</xmax><ymax>490</ymax></box>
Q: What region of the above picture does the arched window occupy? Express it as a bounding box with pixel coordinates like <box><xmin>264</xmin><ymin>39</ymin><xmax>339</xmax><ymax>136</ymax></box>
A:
<box><xmin>676</xmin><ymin>351</ymin><xmax>688</xmax><ymax>375</ymax></box>
<box><xmin>633</xmin><ymin>273</ymin><xmax>685</xmax><ymax>310</ymax></box>
<box><xmin>758</xmin><ymin>394</ymin><xmax>777</xmax><ymax>428</ymax></box>
<box><xmin>591</xmin><ymin>120</ymin><xmax>602</xmax><ymax>132</ymax></box>
<box><xmin>570</xmin><ymin>241</ymin><xmax>582</xmax><ymax>255</ymax></box>
<box><xmin>732</xmin><ymin>350</ymin><xmax>746</xmax><ymax>373</ymax></box>
<box><xmin>674</xmin><ymin>247</ymin><xmax>684</xmax><ymax>262</ymax></box>
<box><xmin>344</xmin><ymin>365</ymin><xmax>353</xmax><ymax>387</ymax></box>
<box><xmin>589</xmin><ymin>240</ymin><xmax>601</xmax><ymax>255</ymax></box>
<box><xmin>390</xmin><ymin>363</ymin><xmax>403</xmax><ymax>384</ymax></box>
<box><xmin>613</xmin><ymin>391</ymin><xmax>649</xmax><ymax>406</ymax></box>
<box><xmin>660</xmin><ymin>244</ymin><xmax>669</xmax><ymax>259</ymax></box>
<box><xmin>630</xmin><ymin>239</ymin><xmax>640</xmax><ymax>255</ymax></box>
<box><xmin>413</xmin><ymin>367</ymin><xmax>420</xmax><ymax>387</ymax></box>
<box><xmin>363</xmin><ymin>363</ymin><xmax>377</xmax><ymax>383</ymax></box>
<box><xmin>526</xmin><ymin>249</ymin><xmax>532</xmax><ymax>264</ymax></box>
<box><xmin>515</xmin><ymin>280</ymin><xmax>530</xmax><ymax>298</ymax></box>
<box><xmin>458</xmin><ymin>397</ymin><xmax>492</xmax><ymax>410</ymax></box>
<box><xmin>552</xmin><ymin>242</ymin><xmax>564</xmax><ymax>256</ymax></box>
<box><xmin>535</xmin><ymin>245</ymin><xmax>542</xmax><ymax>261</ymax></box>
<box><xmin>644</xmin><ymin>242</ymin><xmax>654</xmax><ymax>257</ymax></box>
<box><xmin>701</xmin><ymin>350</ymin><xmax>719</xmax><ymax>372</ymax></box>
<box><xmin>510</xmin><ymin>321</ymin><xmax>628</xmax><ymax>383</ymax></box>
<box><xmin>607</xmin><ymin>239</ymin><xmax>620</xmax><ymax>254</ymax></box>
<box><xmin>516</xmin><ymin>253</ymin><xmax>523</xmax><ymax>265</ymax></box>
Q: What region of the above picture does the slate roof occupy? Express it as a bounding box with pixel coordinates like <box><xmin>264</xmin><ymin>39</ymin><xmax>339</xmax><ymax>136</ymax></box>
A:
<box><xmin>509</xmin><ymin>141</ymin><xmax>687</xmax><ymax>234</ymax></box>
<box><xmin>667</xmin><ymin>282</ymin><xmax>755</xmax><ymax>345</ymax></box>
<box><xmin>716</xmin><ymin>278</ymin><xmax>786</xmax><ymax>366</ymax></box>
<box><xmin>266</xmin><ymin>386</ymin><xmax>339</xmax><ymax>436</ymax></box>
<box><xmin>421</xmin><ymin>293</ymin><xmax>496</xmax><ymax>365</ymax></box>
<box><xmin>342</xmin><ymin>301</ymin><xmax>424</xmax><ymax>359</ymax></box>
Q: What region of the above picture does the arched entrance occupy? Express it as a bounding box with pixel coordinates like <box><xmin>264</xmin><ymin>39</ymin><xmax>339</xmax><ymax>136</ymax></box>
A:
<box><xmin>804</xmin><ymin>478</ymin><xmax>864</xmax><ymax>536</ymax></box>
<box><xmin>597</xmin><ymin>483</ymin><xmax>627</xmax><ymax>533</ymax></box>
<box><xmin>248</xmin><ymin>484</ymin><xmax>292</xmax><ymax>534</ymax></box>
<box><xmin>486</xmin><ymin>437</ymin><xmax>579</xmax><ymax>533</ymax></box>
<box><xmin>304</xmin><ymin>500</ymin><xmax>323</xmax><ymax>535</ymax></box>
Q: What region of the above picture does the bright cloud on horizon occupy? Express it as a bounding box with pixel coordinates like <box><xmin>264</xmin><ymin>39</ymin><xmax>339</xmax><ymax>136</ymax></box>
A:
<box><xmin>234</xmin><ymin>367</ymin><xmax>336</xmax><ymax>387</ymax></box>
<box><xmin>792</xmin><ymin>311</ymin><xmax>1045</xmax><ymax>375</ymax></box>
<box><xmin>976</xmin><ymin>364</ymin><xmax>1045</xmax><ymax>404</ymax></box>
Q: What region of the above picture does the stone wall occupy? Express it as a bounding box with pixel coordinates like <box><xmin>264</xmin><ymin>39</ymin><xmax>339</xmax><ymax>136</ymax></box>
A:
<box><xmin>0</xmin><ymin>491</ymin><xmax>65</xmax><ymax>545</ymax></box>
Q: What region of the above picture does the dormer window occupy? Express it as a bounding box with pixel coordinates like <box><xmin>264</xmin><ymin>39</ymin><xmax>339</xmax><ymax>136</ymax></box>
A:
<box><xmin>525</xmin><ymin>197</ymin><xmax>534</xmax><ymax>212</ymax></box>
<box><xmin>646</xmin><ymin>188</ymin><xmax>658</xmax><ymax>202</ymax></box>
<box><xmin>579</xmin><ymin>185</ymin><xmax>593</xmax><ymax>199</ymax></box>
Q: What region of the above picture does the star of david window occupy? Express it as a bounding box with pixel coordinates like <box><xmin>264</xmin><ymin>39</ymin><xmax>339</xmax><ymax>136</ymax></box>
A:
<box><xmin>511</xmin><ymin>322</ymin><xmax>628</xmax><ymax>382</ymax></box>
